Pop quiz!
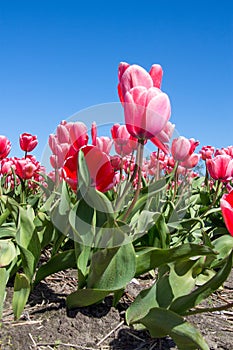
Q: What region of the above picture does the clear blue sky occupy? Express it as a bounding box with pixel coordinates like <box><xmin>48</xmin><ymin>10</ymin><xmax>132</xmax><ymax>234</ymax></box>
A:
<box><xmin>0</xmin><ymin>0</ymin><xmax>233</xmax><ymax>165</ymax></box>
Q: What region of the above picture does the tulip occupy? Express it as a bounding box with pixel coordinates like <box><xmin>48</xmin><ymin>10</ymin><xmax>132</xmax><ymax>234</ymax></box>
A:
<box><xmin>70</xmin><ymin>122</ymin><xmax>89</xmax><ymax>150</ymax></box>
<box><xmin>124</xmin><ymin>86</ymin><xmax>171</xmax><ymax>140</ymax></box>
<box><xmin>118</xmin><ymin>62</ymin><xmax>163</xmax><ymax>102</ymax></box>
<box><xmin>0</xmin><ymin>158</ymin><xmax>16</xmax><ymax>175</ymax></box>
<box><xmin>91</xmin><ymin>122</ymin><xmax>97</xmax><ymax>146</ymax></box>
<box><xmin>0</xmin><ymin>135</ymin><xmax>11</xmax><ymax>159</ymax></box>
<box><xmin>151</xmin><ymin>121</ymin><xmax>175</xmax><ymax>154</ymax></box>
<box><xmin>171</xmin><ymin>136</ymin><xmax>199</xmax><ymax>162</ymax></box>
<box><xmin>180</xmin><ymin>153</ymin><xmax>200</xmax><ymax>169</ymax></box>
<box><xmin>15</xmin><ymin>157</ymin><xmax>39</xmax><ymax>180</ymax></box>
<box><xmin>199</xmin><ymin>145</ymin><xmax>215</xmax><ymax>160</ymax></box>
<box><xmin>19</xmin><ymin>133</ymin><xmax>38</xmax><ymax>152</ymax></box>
<box><xmin>62</xmin><ymin>145</ymin><xmax>116</xmax><ymax>192</ymax></box>
<box><xmin>111</xmin><ymin>124</ymin><xmax>137</xmax><ymax>156</ymax></box>
<box><xmin>206</xmin><ymin>155</ymin><xmax>233</xmax><ymax>181</ymax></box>
<box><xmin>95</xmin><ymin>136</ymin><xmax>113</xmax><ymax>155</ymax></box>
<box><xmin>220</xmin><ymin>190</ymin><xmax>233</xmax><ymax>236</ymax></box>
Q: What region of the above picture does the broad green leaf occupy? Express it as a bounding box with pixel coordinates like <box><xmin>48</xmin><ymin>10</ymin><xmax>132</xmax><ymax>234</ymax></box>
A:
<box><xmin>210</xmin><ymin>235</ymin><xmax>233</xmax><ymax>268</ymax></box>
<box><xmin>135</xmin><ymin>243</ymin><xmax>215</xmax><ymax>276</ymax></box>
<box><xmin>78</xmin><ymin>149</ymin><xmax>91</xmax><ymax>190</ymax></box>
<box><xmin>156</xmin><ymin>260</ymin><xmax>197</xmax><ymax>309</ymax></box>
<box><xmin>170</xmin><ymin>250</ymin><xmax>233</xmax><ymax>315</ymax></box>
<box><xmin>0</xmin><ymin>226</ymin><xmax>17</xmax><ymax>239</ymax></box>
<box><xmin>34</xmin><ymin>249</ymin><xmax>76</xmax><ymax>285</ymax></box>
<box><xmin>126</xmin><ymin>282</ymin><xmax>158</xmax><ymax>324</ymax></box>
<box><xmin>12</xmin><ymin>273</ymin><xmax>31</xmax><ymax>320</ymax></box>
<box><xmin>0</xmin><ymin>208</ymin><xmax>11</xmax><ymax>227</ymax></box>
<box><xmin>0</xmin><ymin>268</ymin><xmax>8</xmax><ymax>318</ymax></box>
<box><xmin>94</xmin><ymin>220</ymin><xmax>131</xmax><ymax>248</ymax></box>
<box><xmin>0</xmin><ymin>239</ymin><xmax>17</xmax><ymax>267</ymax></box>
<box><xmin>67</xmin><ymin>288</ymin><xmax>110</xmax><ymax>308</ymax></box>
<box><xmin>58</xmin><ymin>181</ymin><xmax>71</xmax><ymax>216</ymax></box>
<box><xmin>140</xmin><ymin>307</ymin><xmax>209</xmax><ymax>350</ymax></box>
<box><xmin>87</xmin><ymin>243</ymin><xmax>136</xmax><ymax>290</ymax></box>
<box><xmin>69</xmin><ymin>199</ymin><xmax>94</xmax><ymax>246</ymax></box>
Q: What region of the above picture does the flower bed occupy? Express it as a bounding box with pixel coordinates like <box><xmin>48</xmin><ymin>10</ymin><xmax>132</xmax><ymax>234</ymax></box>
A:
<box><xmin>0</xmin><ymin>62</ymin><xmax>233</xmax><ymax>350</ymax></box>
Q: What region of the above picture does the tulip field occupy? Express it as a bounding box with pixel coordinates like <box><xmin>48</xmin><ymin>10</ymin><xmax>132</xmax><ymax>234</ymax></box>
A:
<box><xmin>0</xmin><ymin>63</ymin><xmax>233</xmax><ymax>349</ymax></box>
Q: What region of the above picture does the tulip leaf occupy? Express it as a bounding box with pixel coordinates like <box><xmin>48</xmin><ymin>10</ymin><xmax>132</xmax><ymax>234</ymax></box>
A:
<box><xmin>67</xmin><ymin>288</ymin><xmax>110</xmax><ymax>309</ymax></box>
<box><xmin>34</xmin><ymin>249</ymin><xmax>76</xmax><ymax>285</ymax></box>
<box><xmin>210</xmin><ymin>235</ymin><xmax>233</xmax><ymax>268</ymax></box>
<box><xmin>139</xmin><ymin>307</ymin><xmax>209</xmax><ymax>350</ymax></box>
<box><xmin>0</xmin><ymin>239</ymin><xmax>17</xmax><ymax>267</ymax></box>
<box><xmin>87</xmin><ymin>243</ymin><xmax>136</xmax><ymax>290</ymax></box>
<box><xmin>69</xmin><ymin>199</ymin><xmax>95</xmax><ymax>246</ymax></box>
<box><xmin>170</xmin><ymin>250</ymin><xmax>233</xmax><ymax>315</ymax></box>
<box><xmin>12</xmin><ymin>273</ymin><xmax>31</xmax><ymax>320</ymax></box>
<box><xmin>135</xmin><ymin>243</ymin><xmax>215</xmax><ymax>276</ymax></box>
<box><xmin>0</xmin><ymin>268</ymin><xmax>8</xmax><ymax>319</ymax></box>
<box><xmin>0</xmin><ymin>226</ymin><xmax>17</xmax><ymax>239</ymax></box>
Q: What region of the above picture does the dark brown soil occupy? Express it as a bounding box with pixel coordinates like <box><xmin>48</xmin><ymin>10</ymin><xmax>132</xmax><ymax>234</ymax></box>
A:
<box><xmin>0</xmin><ymin>269</ymin><xmax>232</xmax><ymax>350</ymax></box>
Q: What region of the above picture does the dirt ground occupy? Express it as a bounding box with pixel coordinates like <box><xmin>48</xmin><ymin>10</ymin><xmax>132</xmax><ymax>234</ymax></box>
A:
<box><xmin>0</xmin><ymin>268</ymin><xmax>233</xmax><ymax>350</ymax></box>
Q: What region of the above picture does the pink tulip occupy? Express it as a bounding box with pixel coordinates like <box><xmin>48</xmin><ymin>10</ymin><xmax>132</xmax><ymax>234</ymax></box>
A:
<box><xmin>19</xmin><ymin>133</ymin><xmax>38</xmax><ymax>152</ymax></box>
<box><xmin>91</xmin><ymin>122</ymin><xmax>97</xmax><ymax>146</ymax></box>
<box><xmin>70</xmin><ymin>122</ymin><xmax>89</xmax><ymax>150</ymax></box>
<box><xmin>124</xmin><ymin>86</ymin><xmax>171</xmax><ymax>140</ymax></box>
<box><xmin>111</xmin><ymin>124</ymin><xmax>137</xmax><ymax>155</ymax></box>
<box><xmin>206</xmin><ymin>155</ymin><xmax>233</xmax><ymax>181</ymax></box>
<box><xmin>95</xmin><ymin>136</ymin><xmax>113</xmax><ymax>154</ymax></box>
<box><xmin>56</xmin><ymin>124</ymin><xmax>70</xmax><ymax>144</ymax></box>
<box><xmin>15</xmin><ymin>157</ymin><xmax>38</xmax><ymax>180</ymax></box>
<box><xmin>199</xmin><ymin>145</ymin><xmax>215</xmax><ymax>160</ymax></box>
<box><xmin>171</xmin><ymin>136</ymin><xmax>199</xmax><ymax>162</ymax></box>
<box><xmin>149</xmin><ymin>64</ymin><xmax>163</xmax><ymax>89</ymax></box>
<box><xmin>0</xmin><ymin>158</ymin><xmax>16</xmax><ymax>175</ymax></box>
<box><xmin>220</xmin><ymin>190</ymin><xmax>233</xmax><ymax>236</ymax></box>
<box><xmin>118</xmin><ymin>62</ymin><xmax>163</xmax><ymax>102</ymax></box>
<box><xmin>0</xmin><ymin>135</ymin><xmax>11</xmax><ymax>160</ymax></box>
<box><xmin>151</xmin><ymin>121</ymin><xmax>175</xmax><ymax>154</ymax></box>
<box><xmin>180</xmin><ymin>153</ymin><xmax>200</xmax><ymax>169</ymax></box>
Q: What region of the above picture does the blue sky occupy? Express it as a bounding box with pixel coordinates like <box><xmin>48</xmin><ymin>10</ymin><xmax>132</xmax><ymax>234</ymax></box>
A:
<box><xmin>0</xmin><ymin>0</ymin><xmax>233</xmax><ymax>165</ymax></box>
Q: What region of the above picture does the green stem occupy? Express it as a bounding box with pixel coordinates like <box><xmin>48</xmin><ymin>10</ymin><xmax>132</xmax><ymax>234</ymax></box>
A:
<box><xmin>172</xmin><ymin>161</ymin><xmax>179</xmax><ymax>202</ymax></box>
<box><xmin>122</xmin><ymin>139</ymin><xmax>144</xmax><ymax>221</ymax></box>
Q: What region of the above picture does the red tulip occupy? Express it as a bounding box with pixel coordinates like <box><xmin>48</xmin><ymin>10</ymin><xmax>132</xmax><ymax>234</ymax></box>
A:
<box><xmin>124</xmin><ymin>86</ymin><xmax>171</xmax><ymax>140</ymax></box>
<box><xmin>0</xmin><ymin>135</ymin><xmax>11</xmax><ymax>159</ymax></box>
<box><xmin>206</xmin><ymin>155</ymin><xmax>233</xmax><ymax>181</ymax></box>
<box><xmin>19</xmin><ymin>133</ymin><xmax>38</xmax><ymax>152</ymax></box>
<box><xmin>220</xmin><ymin>190</ymin><xmax>233</xmax><ymax>236</ymax></box>
<box><xmin>62</xmin><ymin>145</ymin><xmax>116</xmax><ymax>192</ymax></box>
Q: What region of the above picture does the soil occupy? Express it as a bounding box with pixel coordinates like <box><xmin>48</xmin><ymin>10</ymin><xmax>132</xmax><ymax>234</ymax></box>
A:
<box><xmin>0</xmin><ymin>268</ymin><xmax>233</xmax><ymax>350</ymax></box>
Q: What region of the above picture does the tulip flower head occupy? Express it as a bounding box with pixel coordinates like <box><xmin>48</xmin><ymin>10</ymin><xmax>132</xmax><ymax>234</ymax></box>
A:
<box><xmin>171</xmin><ymin>136</ymin><xmax>199</xmax><ymax>162</ymax></box>
<box><xmin>0</xmin><ymin>135</ymin><xmax>11</xmax><ymax>160</ymax></box>
<box><xmin>220</xmin><ymin>190</ymin><xmax>233</xmax><ymax>236</ymax></box>
<box><xmin>62</xmin><ymin>145</ymin><xmax>116</xmax><ymax>192</ymax></box>
<box><xmin>124</xmin><ymin>86</ymin><xmax>171</xmax><ymax>140</ymax></box>
<box><xmin>206</xmin><ymin>155</ymin><xmax>233</xmax><ymax>181</ymax></box>
<box><xmin>19</xmin><ymin>133</ymin><xmax>38</xmax><ymax>153</ymax></box>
